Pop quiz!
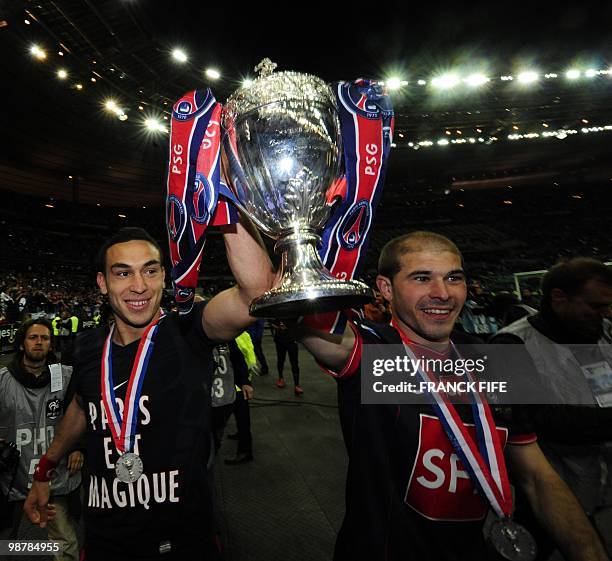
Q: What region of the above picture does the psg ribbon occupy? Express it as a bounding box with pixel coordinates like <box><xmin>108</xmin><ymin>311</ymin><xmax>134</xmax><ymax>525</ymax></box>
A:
<box><xmin>395</xmin><ymin>330</ymin><xmax>513</xmax><ymax>519</ymax></box>
<box><xmin>166</xmin><ymin>89</ymin><xmax>238</xmax><ymax>316</ymax></box>
<box><xmin>100</xmin><ymin>314</ymin><xmax>164</xmax><ymax>475</ymax></box>
<box><xmin>302</xmin><ymin>79</ymin><xmax>394</xmax><ymax>335</ymax></box>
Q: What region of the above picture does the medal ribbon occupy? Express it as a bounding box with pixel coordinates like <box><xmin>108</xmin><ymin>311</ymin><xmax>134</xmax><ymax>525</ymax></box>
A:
<box><xmin>302</xmin><ymin>79</ymin><xmax>394</xmax><ymax>335</ymax></box>
<box><xmin>100</xmin><ymin>315</ymin><xmax>164</xmax><ymax>455</ymax></box>
<box><xmin>398</xmin><ymin>331</ymin><xmax>512</xmax><ymax>518</ymax></box>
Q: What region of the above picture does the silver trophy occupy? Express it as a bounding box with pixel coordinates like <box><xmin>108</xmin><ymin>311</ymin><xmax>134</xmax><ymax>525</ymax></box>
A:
<box><xmin>222</xmin><ymin>60</ymin><xmax>373</xmax><ymax>318</ymax></box>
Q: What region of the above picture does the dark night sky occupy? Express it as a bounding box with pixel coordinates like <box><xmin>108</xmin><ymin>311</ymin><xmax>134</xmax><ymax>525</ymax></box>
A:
<box><xmin>140</xmin><ymin>1</ymin><xmax>612</xmax><ymax>81</ymax></box>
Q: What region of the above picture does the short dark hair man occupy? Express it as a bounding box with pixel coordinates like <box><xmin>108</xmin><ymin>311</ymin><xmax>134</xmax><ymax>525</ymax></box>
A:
<box><xmin>492</xmin><ymin>257</ymin><xmax>612</xmax><ymax>555</ymax></box>
<box><xmin>296</xmin><ymin>232</ymin><xmax>607</xmax><ymax>561</ymax></box>
<box><xmin>24</xmin><ymin>224</ymin><xmax>274</xmax><ymax>560</ymax></box>
<box><xmin>0</xmin><ymin>319</ymin><xmax>83</xmax><ymax>559</ymax></box>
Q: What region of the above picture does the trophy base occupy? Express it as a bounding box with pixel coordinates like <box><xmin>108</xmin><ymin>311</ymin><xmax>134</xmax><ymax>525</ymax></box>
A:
<box><xmin>249</xmin><ymin>280</ymin><xmax>374</xmax><ymax>318</ymax></box>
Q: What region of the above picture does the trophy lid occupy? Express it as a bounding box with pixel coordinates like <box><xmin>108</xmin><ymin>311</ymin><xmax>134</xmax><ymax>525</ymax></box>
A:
<box><xmin>223</xmin><ymin>60</ymin><xmax>337</xmax><ymax>128</ymax></box>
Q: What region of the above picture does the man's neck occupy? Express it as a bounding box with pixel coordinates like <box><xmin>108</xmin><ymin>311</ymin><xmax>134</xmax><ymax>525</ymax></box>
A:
<box><xmin>22</xmin><ymin>357</ymin><xmax>46</xmax><ymax>377</ymax></box>
<box><xmin>112</xmin><ymin>310</ymin><xmax>161</xmax><ymax>346</ymax></box>
<box><xmin>539</xmin><ymin>307</ymin><xmax>598</xmax><ymax>344</ymax></box>
<box><xmin>391</xmin><ymin>315</ymin><xmax>451</xmax><ymax>352</ymax></box>
<box><xmin>112</xmin><ymin>322</ymin><xmax>147</xmax><ymax>346</ymax></box>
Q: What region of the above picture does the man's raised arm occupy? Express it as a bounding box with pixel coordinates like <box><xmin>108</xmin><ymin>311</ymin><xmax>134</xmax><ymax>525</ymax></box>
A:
<box><xmin>24</xmin><ymin>395</ymin><xmax>87</xmax><ymax>527</ymax></box>
<box><xmin>202</xmin><ymin>216</ymin><xmax>275</xmax><ymax>342</ymax></box>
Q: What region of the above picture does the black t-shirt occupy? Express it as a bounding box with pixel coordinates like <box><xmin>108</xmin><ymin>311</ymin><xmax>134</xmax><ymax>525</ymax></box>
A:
<box><xmin>331</xmin><ymin>321</ymin><xmax>536</xmax><ymax>561</ymax></box>
<box><xmin>73</xmin><ymin>304</ymin><xmax>216</xmax><ymax>559</ymax></box>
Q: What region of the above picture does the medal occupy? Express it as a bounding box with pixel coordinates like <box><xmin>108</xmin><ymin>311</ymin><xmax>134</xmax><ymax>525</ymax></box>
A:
<box><xmin>115</xmin><ymin>452</ymin><xmax>144</xmax><ymax>484</ymax></box>
<box><xmin>400</xmin><ymin>334</ymin><xmax>536</xmax><ymax>557</ymax></box>
<box><xmin>486</xmin><ymin>518</ymin><xmax>537</xmax><ymax>561</ymax></box>
<box><xmin>101</xmin><ymin>314</ymin><xmax>164</xmax><ymax>482</ymax></box>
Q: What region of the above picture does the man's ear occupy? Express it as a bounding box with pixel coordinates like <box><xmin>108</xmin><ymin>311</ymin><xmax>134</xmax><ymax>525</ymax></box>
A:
<box><xmin>550</xmin><ymin>288</ymin><xmax>567</xmax><ymax>306</ymax></box>
<box><xmin>97</xmin><ymin>272</ymin><xmax>108</xmax><ymax>295</ymax></box>
<box><xmin>376</xmin><ymin>275</ymin><xmax>393</xmax><ymax>303</ymax></box>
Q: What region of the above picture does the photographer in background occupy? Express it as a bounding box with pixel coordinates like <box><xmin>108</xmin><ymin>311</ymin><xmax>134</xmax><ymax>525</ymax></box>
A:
<box><xmin>0</xmin><ymin>319</ymin><xmax>82</xmax><ymax>561</ymax></box>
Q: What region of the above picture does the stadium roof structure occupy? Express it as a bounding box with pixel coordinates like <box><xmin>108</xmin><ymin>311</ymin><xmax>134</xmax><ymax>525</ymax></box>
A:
<box><xmin>2</xmin><ymin>0</ymin><xmax>612</xmax><ymax>206</ymax></box>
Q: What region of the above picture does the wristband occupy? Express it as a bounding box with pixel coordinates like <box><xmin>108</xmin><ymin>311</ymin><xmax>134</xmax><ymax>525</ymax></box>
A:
<box><xmin>33</xmin><ymin>455</ymin><xmax>58</xmax><ymax>482</ymax></box>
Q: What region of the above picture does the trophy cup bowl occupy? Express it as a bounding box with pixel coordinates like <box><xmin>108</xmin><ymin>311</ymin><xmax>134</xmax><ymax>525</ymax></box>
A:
<box><xmin>223</xmin><ymin>71</ymin><xmax>373</xmax><ymax>318</ymax></box>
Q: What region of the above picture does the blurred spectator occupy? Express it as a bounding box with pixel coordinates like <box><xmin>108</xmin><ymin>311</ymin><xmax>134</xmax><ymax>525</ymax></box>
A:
<box><xmin>459</xmin><ymin>280</ymin><xmax>497</xmax><ymax>335</ymax></box>
<box><xmin>225</xmin><ymin>332</ymin><xmax>256</xmax><ymax>466</ymax></box>
<box><xmin>247</xmin><ymin>319</ymin><xmax>269</xmax><ymax>376</ymax></box>
<box><xmin>363</xmin><ymin>291</ymin><xmax>390</xmax><ymax>323</ymax></box>
<box><xmin>0</xmin><ymin>319</ymin><xmax>83</xmax><ymax>559</ymax></box>
<box><xmin>490</xmin><ymin>291</ymin><xmax>537</xmax><ymax>329</ymax></box>
<box><xmin>492</xmin><ymin>257</ymin><xmax>612</xmax><ymax>555</ymax></box>
<box><xmin>521</xmin><ymin>288</ymin><xmax>540</xmax><ymax>309</ymax></box>
<box><xmin>271</xmin><ymin>321</ymin><xmax>302</xmax><ymax>396</ymax></box>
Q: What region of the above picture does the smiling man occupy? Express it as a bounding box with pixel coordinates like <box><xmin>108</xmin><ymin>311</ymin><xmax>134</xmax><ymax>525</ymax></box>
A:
<box><xmin>23</xmin><ymin>225</ymin><xmax>274</xmax><ymax>561</ymax></box>
<box><xmin>298</xmin><ymin>231</ymin><xmax>607</xmax><ymax>561</ymax></box>
<box><xmin>376</xmin><ymin>232</ymin><xmax>466</xmax><ymax>343</ymax></box>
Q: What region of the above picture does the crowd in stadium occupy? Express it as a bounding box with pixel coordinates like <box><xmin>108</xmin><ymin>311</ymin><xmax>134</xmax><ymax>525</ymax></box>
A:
<box><xmin>1</xmin><ymin>179</ymin><xmax>610</xmax><ymax>334</ymax></box>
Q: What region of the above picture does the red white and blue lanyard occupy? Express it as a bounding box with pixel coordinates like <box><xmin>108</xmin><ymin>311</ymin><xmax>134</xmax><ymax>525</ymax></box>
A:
<box><xmin>391</xmin><ymin>319</ymin><xmax>513</xmax><ymax>518</ymax></box>
<box><xmin>100</xmin><ymin>314</ymin><xmax>164</xmax><ymax>455</ymax></box>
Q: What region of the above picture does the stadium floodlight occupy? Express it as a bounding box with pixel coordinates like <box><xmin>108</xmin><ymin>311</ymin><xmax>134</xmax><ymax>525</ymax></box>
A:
<box><xmin>431</xmin><ymin>74</ymin><xmax>460</xmax><ymax>89</ymax></box>
<box><xmin>566</xmin><ymin>69</ymin><xmax>581</xmax><ymax>80</ymax></box>
<box><xmin>385</xmin><ymin>77</ymin><xmax>402</xmax><ymax>90</ymax></box>
<box><xmin>464</xmin><ymin>73</ymin><xmax>489</xmax><ymax>87</ymax></box>
<box><xmin>585</xmin><ymin>68</ymin><xmax>597</xmax><ymax>78</ymax></box>
<box><xmin>242</xmin><ymin>78</ymin><xmax>254</xmax><ymax>88</ymax></box>
<box><xmin>205</xmin><ymin>68</ymin><xmax>221</xmax><ymax>80</ymax></box>
<box><xmin>417</xmin><ymin>79</ymin><xmax>427</xmax><ymax>86</ymax></box>
<box><xmin>517</xmin><ymin>71</ymin><xmax>538</xmax><ymax>84</ymax></box>
<box><xmin>30</xmin><ymin>45</ymin><xmax>47</xmax><ymax>60</ymax></box>
<box><xmin>172</xmin><ymin>49</ymin><xmax>188</xmax><ymax>63</ymax></box>
<box><xmin>105</xmin><ymin>99</ymin><xmax>127</xmax><ymax>119</ymax></box>
<box><xmin>57</xmin><ymin>69</ymin><xmax>68</xmax><ymax>79</ymax></box>
<box><xmin>144</xmin><ymin>118</ymin><xmax>168</xmax><ymax>133</ymax></box>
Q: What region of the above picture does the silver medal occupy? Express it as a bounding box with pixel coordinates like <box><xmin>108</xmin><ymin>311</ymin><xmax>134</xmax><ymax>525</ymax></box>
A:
<box><xmin>487</xmin><ymin>518</ymin><xmax>537</xmax><ymax>561</ymax></box>
<box><xmin>115</xmin><ymin>452</ymin><xmax>143</xmax><ymax>483</ymax></box>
